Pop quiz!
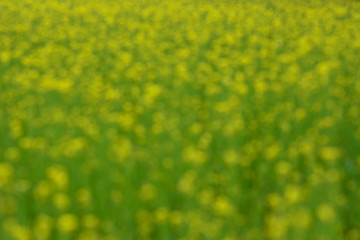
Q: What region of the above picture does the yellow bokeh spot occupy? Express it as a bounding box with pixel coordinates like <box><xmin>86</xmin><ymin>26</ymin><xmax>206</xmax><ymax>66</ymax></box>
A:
<box><xmin>155</xmin><ymin>207</ymin><xmax>169</xmax><ymax>223</ymax></box>
<box><xmin>284</xmin><ymin>185</ymin><xmax>302</xmax><ymax>204</ymax></box>
<box><xmin>53</xmin><ymin>193</ymin><xmax>71</xmax><ymax>210</ymax></box>
<box><xmin>266</xmin><ymin>214</ymin><xmax>288</xmax><ymax>239</ymax></box>
<box><xmin>213</xmin><ymin>196</ymin><xmax>233</xmax><ymax>216</ymax></box>
<box><xmin>275</xmin><ymin>161</ymin><xmax>291</xmax><ymax>176</ymax></box>
<box><xmin>34</xmin><ymin>214</ymin><xmax>53</xmax><ymax>240</ymax></box>
<box><xmin>57</xmin><ymin>214</ymin><xmax>78</xmax><ymax>233</ymax></box>
<box><xmin>319</xmin><ymin>147</ymin><xmax>341</xmax><ymax>162</ymax></box>
<box><xmin>83</xmin><ymin>214</ymin><xmax>100</xmax><ymax>229</ymax></box>
<box><xmin>144</xmin><ymin>84</ymin><xmax>162</xmax><ymax>105</ymax></box>
<box><xmin>264</xmin><ymin>144</ymin><xmax>281</xmax><ymax>160</ymax></box>
<box><xmin>223</xmin><ymin>150</ymin><xmax>238</xmax><ymax>166</ymax></box>
<box><xmin>46</xmin><ymin>165</ymin><xmax>68</xmax><ymax>190</ymax></box>
<box><xmin>317</xmin><ymin>203</ymin><xmax>335</xmax><ymax>222</ymax></box>
<box><xmin>139</xmin><ymin>183</ymin><xmax>156</xmax><ymax>201</ymax></box>
<box><xmin>182</xmin><ymin>146</ymin><xmax>207</xmax><ymax>165</ymax></box>
<box><xmin>0</xmin><ymin>163</ymin><xmax>14</xmax><ymax>188</ymax></box>
<box><xmin>292</xmin><ymin>208</ymin><xmax>311</xmax><ymax>229</ymax></box>
<box><xmin>267</xmin><ymin>193</ymin><xmax>282</xmax><ymax>208</ymax></box>
<box><xmin>33</xmin><ymin>180</ymin><xmax>53</xmax><ymax>200</ymax></box>
<box><xmin>4</xmin><ymin>219</ymin><xmax>31</xmax><ymax>240</ymax></box>
<box><xmin>178</xmin><ymin>170</ymin><xmax>196</xmax><ymax>195</ymax></box>
<box><xmin>76</xmin><ymin>188</ymin><xmax>91</xmax><ymax>207</ymax></box>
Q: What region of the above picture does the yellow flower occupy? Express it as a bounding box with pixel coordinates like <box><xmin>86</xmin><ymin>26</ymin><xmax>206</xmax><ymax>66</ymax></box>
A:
<box><xmin>284</xmin><ymin>185</ymin><xmax>302</xmax><ymax>204</ymax></box>
<box><xmin>46</xmin><ymin>165</ymin><xmax>68</xmax><ymax>190</ymax></box>
<box><xmin>275</xmin><ymin>161</ymin><xmax>291</xmax><ymax>176</ymax></box>
<box><xmin>112</xmin><ymin>137</ymin><xmax>133</xmax><ymax>163</ymax></box>
<box><xmin>111</xmin><ymin>190</ymin><xmax>123</xmax><ymax>203</ymax></box>
<box><xmin>198</xmin><ymin>189</ymin><xmax>214</xmax><ymax>207</ymax></box>
<box><xmin>57</xmin><ymin>214</ymin><xmax>78</xmax><ymax>233</ymax></box>
<box><xmin>34</xmin><ymin>214</ymin><xmax>53</xmax><ymax>240</ymax></box>
<box><xmin>139</xmin><ymin>183</ymin><xmax>156</xmax><ymax>201</ymax></box>
<box><xmin>294</xmin><ymin>108</ymin><xmax>307</xmax><ymax>121</ymax></box>
<box><xmin>0</xmin><ymin>197</ymin><xmax>17</xmax><ymax>216</ymax></box>
<box><xmin>266</xmin><ymin>214</ymin><xmax>288</xmax><ymax>239</ymax></box>
<box><xmin>76</xmin><ymin>188</ymin><xmax>91</xmax><ymax>207</ymax></box>
<box><xmin>77</xmin><ymin>230</ymin><xmax>99</xmax><ymax>240</ymax></box>
<box><xmin>319</xmin><ymin>147</ymin><xmax>341</xmax><ymax>162</ymax></box>
<box><xmin>4</xmin><ymin>147</ymin><xmax>20</xmax><ymax>161</ymax></box>
<box><xmin>0</xmin><ymin>163</ymin><xmax>14</xmax><ymax>188</ymax></box>
<box><xmin>264</xmin><ymin>143</ymin><xmax>281</xmax><ymax>160</ymax></box>
<box><xmin>53</xmin><ymin>193</ymin><xmax>71</xmax><ymax>210</ymax></box>
<box><xmin>144</xmin><ymin>84</ymin><xmax>162</xmax><ymax>105</ymax></box>
<box><xmin>213</xmin><ymin>196</ymin><xmax>233</xmax><ymax>216</ymax></box>
<box><xmin>346</xmin><ymin>229</ymin><xmax>360</xmax><ymax>240</ymax></box>
<box><xmin>169</xmin><ymin>211</ymin><xmax>183</xmax><ymax>226</ymax></box>
<box><xmin>0</xmin><ymin>51</ymin><xmax>11</xmax><ymax>63</ymax></box>
<box><xmin>223</xmin><ymin>150</ymin><xmax>238</xmax><ymax>166</ymax></box>
<box><xmin>63</xmin><ymin>138</ymin><xmax>86</xmax><ymax>157</ymax></box>
<box><xmin>182</xmin><ymin>146</ymin><xmax>207</xmax><ymax>165</ymax></box>
<box><xmin>267</xmin><ymin>193</ymin><xmax>282</xmax><ymax>208</ymax></box>
<box><xmin>9</xmin><ymin>119</ymin><xmax>23</xmax><ymax>139</ymax></box>
<box><xmin>83</xmin><ymin>214</ymin><xmax>100</xmax><ymax>229</ymax></box>
<box><xmin>292</xmin><ymin>208</ymin><xmax>311</xmax><ymax>229</ymax></box>
<box><xmin>317</xmin><ymin>203</ymin><xmax>335</xmax><ymax>222</ymax></box>
<box><xmin>33</xmin><ymin>181</ymin><xmax>53</xmax><ymax>200</ymax></box>
<box><xmin>155</xmin><ymin>207</ymin><xmax>169</xmax><ymax>223</ymax></box>
<box><xmin>178</xmin><ymin>170</ymin><xmax>196</xmax><ymax>195</ymax></box>
<box><xmin>10</xmin><ymin>224</ymin><xmax>31</xmax><ymax>240</ymax></box>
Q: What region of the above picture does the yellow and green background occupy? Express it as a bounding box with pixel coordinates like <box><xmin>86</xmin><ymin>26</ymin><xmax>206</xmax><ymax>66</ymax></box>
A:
<box><xmin>1</xmin><ymin>0</ymin><xmax>360</xmax><ymax>239</ymax></box>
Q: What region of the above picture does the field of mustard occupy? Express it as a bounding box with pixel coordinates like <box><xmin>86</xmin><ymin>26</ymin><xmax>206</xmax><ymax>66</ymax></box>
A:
<box><xmin>1</xmin><ymin>0</ymin><xmax>360</xmax><ymax>239</ymax></box>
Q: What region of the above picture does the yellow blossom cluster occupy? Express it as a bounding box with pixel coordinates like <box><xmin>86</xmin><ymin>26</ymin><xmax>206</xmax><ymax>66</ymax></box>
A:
<box><xmin>1</xmin><ymin>0</ymin><xmax>360</xmax><ymax>239</ymax></box>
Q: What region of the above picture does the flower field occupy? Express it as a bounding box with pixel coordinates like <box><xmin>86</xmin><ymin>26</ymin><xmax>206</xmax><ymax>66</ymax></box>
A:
<box><xmin>1</xmin><ymin>0</ymin><xmax>360</xmax><ymax>239</ymax></box>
